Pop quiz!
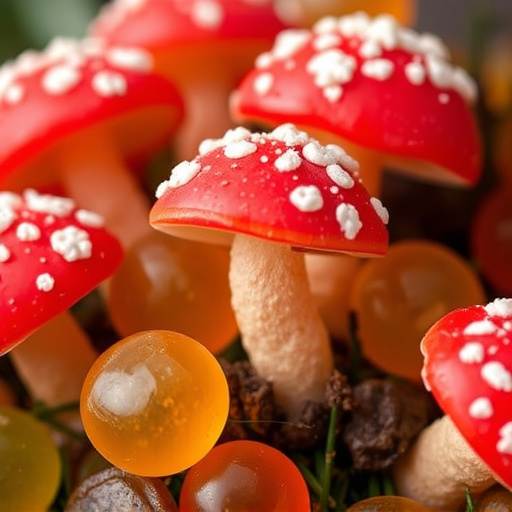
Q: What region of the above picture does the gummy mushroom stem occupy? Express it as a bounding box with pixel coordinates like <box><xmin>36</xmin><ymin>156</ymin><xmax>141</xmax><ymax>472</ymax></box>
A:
<box><xmin>229</xmin><ymin>234</ymin><xmax>333</xmax><ymax>419</ymax></box>
<box><xmin>57</xmin><ymin>131</ymin><xmax>153</xmax><ymax>250</ymax></box>
<box><xmin>9</xmin><ymin>311</ymin><xmax>98</xmax><ymax>408</ymax></box>
<box><xmin>393</xmin><ymin>415</ymin><xmax>497</xmax><ymax>511</ymax></box>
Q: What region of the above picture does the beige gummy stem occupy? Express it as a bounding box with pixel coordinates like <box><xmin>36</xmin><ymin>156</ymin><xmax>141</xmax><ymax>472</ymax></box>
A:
<box><xmin>393</xmin><ymin>415</ymin><xmax>496</xmax><ymax>511</ymax></box>
<box><xmin>229</xmin><ymin>234</ymin><xmax>334</xmax><ymax>419</ymax></box>
<box><xmin>57</xmin><ymin>129</ymin><xmax>153</xmax><ymax>250</ymax></box>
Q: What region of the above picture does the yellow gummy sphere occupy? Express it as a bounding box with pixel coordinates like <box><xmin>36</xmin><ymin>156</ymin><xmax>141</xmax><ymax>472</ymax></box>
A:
<box><xmin>0</xmin><ymin>406</ymin><xmax>61</xmax><ymax>512</ymax></box>
<box><xmin>80</xmin><ymin>330</ymin><xmax>229</xmax><ymax>477</ymax></box>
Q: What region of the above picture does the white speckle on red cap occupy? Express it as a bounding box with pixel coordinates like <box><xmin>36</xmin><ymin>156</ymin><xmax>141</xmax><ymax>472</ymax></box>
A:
<box><xmin>404</xmin><ymin>61</ymin><xmax>426</xmax><ymax>85</ymax></box>
<box><xmin>24</xmin><ymin>189</ymin><xmax>75</xmax><ymax>217</ymax></box>
<box><xmin>42</xmin><ymin>64</ymin><xmax>81</xmax><ymax>95</ymax></box>
<box><xmin>303</xmin><ymin>140</ymin><xmax>339</xmax><ymax>166</ymax></box>
<box><xmin>75</xmin><ymin>209</ymin><xmax>105</xmax><ymax>228</ymax></box>
<box><xmin>459</xmin><ymin>341</ymin><xmax>485</xmax><ymax>364</ymax></box>
<box><xmin>254</xmin><ymin>72</ymin><xmax>274</xmax><ymax>95</ymax></box>
<box><xmin>326</xmin><ymin>164</ymin><xmax>354</xmax><ymax>188</ymax></box>
<box><xmin>36</xmin><ymin>273</ymin><xmax>55</xmax><ymax>292</ymax></box>
<box><xmin>270</xmin><ymin>123</ymin><xmax>310</xmax><ymax>146</ymax></box>
<box><xmin>289</xmin><ymin>185</ymin><xmax>323</xmax><ymax>212</ymax></box>
<box><xmin>0</xmin><ymin>244</ymin><xmax>10</xmax><ymax>262</ymax></box>
<box><xmin>275</xmin><ymin>148</ymin><xmax>301</xmax><ymax>171</ymax></box>
<box><xmin>464</xmin><ymin>319</ymin><xmax>498</xmax><ymax>336</ymax></box>
<box><xmin>307</xmin><ymin>49</ymin><xmax>356</xmax><ymax>88</ymax></box>
<box><xmin>17</xmin><ymin>222</ymin><xmax>41</xmax><ymax>241</ymax></box>
<box><xmin>360</xmin><ymin>58</ymin><xmax>394</xmax><ymax>80</ymax></box>
<box><xmin>370</xmin><ymin>197</ymin><xmax>389</xmax><ymax>225</ymax></box>
<box><xmin>498</xmin><ymin>422</ymin><xmax>512</xmax><ymax>454</ymax></box>
<box><xmin>156</xmin><ymin>160</ymin><xmax>202</xmax><ymax>197</ymax></box>
<box><xmin>50</xmin><ymin>226</ymin><xmax>92</xmax><ymax>262</ymax></box>
<box><xmin>336</xmin><ymin>203</ymin><xmax>362</xmax><ymax>239</ymax></box>
<box><xmin>323</xmin><ymin>84</ymin><xmax>343</xmax><ymax>103</ymax></box>
<box><xmin>485</xmin><ymin>298</ymin><xmax>512</xmax><ymax>318</ymax></box>
<box><xmin>191</xmin><ymin>0</ymin><xmax>224</xmax><ymax>30</ymax></box>
<box><xmin>92</xmin><ymin>70</ymin><xmax>127</xmax><ymax>97</ymax></box>
<box><xmin>481</xmin><ymin>361</ymin><xmax>512</xmax><ymax>392</ymax></box>
<box><xmin>4</xmin><ymin>83</ymin><xmax>24</xmax><ymax>104</ymax></box>
<box><xmin>106</xmin><ymin>47</ymin><xmax>152</xmax><ymax>71</ymax></box>
<box><xmin>0</xmin><ymin>208</ymin><xmax>17</xmax><ymax>234</ymax></box>
<box><xmin>224</xmin><ymin>140</ymin><xmax>258</xmax><ymax>159</ymax></box>
<box><xmin>313</xmin><ymin>33</ymin><xmax>341</xmax><ymax>51</ymax></box>
<box><xmin>468</xmin><ymin>397</ymin><xmax>493</xmax><ymax>419</ymax></box>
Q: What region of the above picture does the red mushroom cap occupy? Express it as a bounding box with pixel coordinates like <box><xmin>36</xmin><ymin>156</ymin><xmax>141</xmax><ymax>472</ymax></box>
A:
<box><xmin>231</xmin><ymin>12</ymin><xmax>482</xmax><ymax>186</ymax></box>
<box><xmin>150</xmin><ymin>123</ymin><xmax>389</xmax><ymax>256</ymax></box>
<box><xmin>0</xmin><ymin>37</ymin><xmax>184</xmax><ymax>186</ymax></box>
<box><xmin>89</xmin><ymin>0</ymin><xmax>290</xmax><ymax>49</ymax></box>
<box><xmin>0</xmin><ymin>189</ymin><xmax>123</xmax><ymax>355</ymax></box>
<box><xmin>421</xmin><ymin>298</ymin><xmax>512</xmax><ymax>488</ymax></box>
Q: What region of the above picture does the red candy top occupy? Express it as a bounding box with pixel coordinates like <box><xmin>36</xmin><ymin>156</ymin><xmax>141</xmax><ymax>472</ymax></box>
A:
<box><xmin>0</xmin><ymin>189</ymin><xmax>123</xmax><ymax>354</ymax></box>
<box><xmin>150</xmin><ymin>123</ymin><xmax>389</xmax><ymax>256</ymax></box>
<box><xmin>421</xmin><ymin>298</ymin><xmax>512</xmax><ymax>488</ymax></box>
<box><xmin>89</xmin><ymin>0</ymin><xmax>290</xmax><ymax>48</ymax></box>
<box><xmin>231</xmin><ymin>12</ymin><xmax>482</xmax><ymax>186</ymax></box>
<box><xmin>0</xmin><ymin>37</ymin><xmax>184</xmax><ymax>184</ymax></box>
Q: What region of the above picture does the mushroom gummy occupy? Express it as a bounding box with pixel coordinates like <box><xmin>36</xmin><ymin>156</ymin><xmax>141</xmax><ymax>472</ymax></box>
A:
<box><xmin>150</xmin><ymin>122</ymin><xmax>389</xmax><ymax>418</ymax></box>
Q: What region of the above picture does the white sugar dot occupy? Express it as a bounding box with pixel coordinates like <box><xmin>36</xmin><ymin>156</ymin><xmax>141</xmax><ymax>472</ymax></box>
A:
<box><xmin>336</xmin><ymin>203</ymin><xmax>362</xmax><ymax>240</ymax></box>
<box><xmin>463</xmin><ymin>319</ymin><xmax>497</xmax><ymax>336</ymax></box>
<box><xmin>254</xmin><ymin>72</ymin><xmax>274</xmax><ymax>95</ymax></box>
<box><xmin>326</xmin><ymin>164</ymin><xmax>354</xmax><ymax>188</ymax></box>
<box><xmin>360</xmin><ymin>58</ymin><xmax>394</xmax><ymax>80</ymax></box>
<box><xmin>485</xmin><ymin>298</ymin><xmax>512</xmax><ymax>318</ymax></box>
<box><xmin>459</xmin><ymin>342</ymin><xmax>485</xmax><ymax>363</ymax></box>
<box><xmin>90</xmin><ymin>364</ymin><xmax>156</xmax><ymax>416</ymax></box>
<box><xmin>468</xmin><ymin>397</ymin><xmax>493</xmax><ymax>419</ymax></box>
<box><xmin>289</xmin><ymin>185</ymin><xmax>323</xmax><ymax>212</ymax></box>
<box><xmin>191</xmin><ymin>0</ymin><xmax>224</xmax><ymax>30</ymax></box>
<box><xmin>42</xmin><ymin>64</ymin><xmax>81</xmax><ymax>95</ymax></box>
<box><xmin>404</xmin><ymin>61</ymin><xmax>426</xmax><ymax>85</ymax></box>
<box><xmin>481</xmin><ymin>361</ymin><xmax>512</xmax><ymax>392</ymax></box>
<box><xmin>370</xmin><ymin>197</ymin><xmax>389</xmax><ymax>225</ymax></box>
<box><xmin>75</xmin><ymin>209</ymin><xmax>104</xmax><ymax>228</ymax></box>
<box><xmin>275</xmin><ymin>149</ymin><xmax>302</xmax><ymax>172</ymax></box>
<box><xmin>16</xmin><ymin>222</ymin><xmax>41</xmax><ymax>241</ymax></box>
<box><xmin>24</xmin><ymin>189</ymin><xmax>75</xmax><ymax>217</ymax></box>
<box><xmin>498</xmin><ymin>422</ymin><xmax>512</xmax><ymax>454</ymax></box>
<box><xmin>50</xmin><ymin>226</ymin><xmax>92</xmax><ymax>262</ymax></box>
<box><xmin>36</xmin><ymin>273</ymin><xmax>55</xmax><ymax>292</ymax></box>
<box><xmin>106</xmin><ymin>47</ymin><xmax>153</xmax><ymax>71</ymax></box>
<box><xmin>0</xmin><ymin>208</ymin><xmax>17</xmax><ymax>234</ymax></box>
<box><xmin>92</xmin><ymin>70</ymin><xmax>127</xmax><ymax>97</ymax></box>
<box><xmin>0</xmin><ymin>244</ymin><xmax>10</xmax><ymax>262</ymax></box>
<box><xmin>223</xmin><ymin>140</ymin><xmax>258</xmax><ymax>159</ymax></box>
<box><xmin>156</xmin><ymin>160</ymin><xmax>202</xmax><ymax>197</ymax></box>
<box><xmin>323</xmin><ymin>85</ymin><xmax>343</xmax><ymax>103</ymax></box>
<box><xmin>4</xmin><ymin>83</ymin><xmax>24</xmax><ymax>104</ymax></box>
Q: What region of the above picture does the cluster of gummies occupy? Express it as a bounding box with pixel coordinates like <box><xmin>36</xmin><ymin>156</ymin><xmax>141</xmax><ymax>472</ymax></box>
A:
<box><xmin>1</xmin><ymin>0</ymin><xmax>512</xmax><ymax>511</ymax></box>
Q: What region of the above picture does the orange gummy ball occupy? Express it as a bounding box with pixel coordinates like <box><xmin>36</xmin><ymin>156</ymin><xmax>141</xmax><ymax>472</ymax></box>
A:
<box><xmin>179</xmin><ymin>440</ymin><xmax>310</xmax><ymax>512</ymax></box>
<box><xmin>471</xmin><ymin>186</ymin><xmax>512</xmax><ymax>295</ymax></box>
<box><xmin>108</xmin><ymin>231</ymin><xmax>238</xmax><ymax>354</ymax></box>
<box><xmin>349</xmin><ymin>239</ymin><xmax>486</xmax><ymax>381</ymax></box>
<box><xmin>346</xmin><ymin>496</ymin><xmax>435</xmax><ymax>511</ymax></box>
<box><xmin>80</xmin><ymin>330</ymin><xmax>230</xmax><ymax>477</ymax></box>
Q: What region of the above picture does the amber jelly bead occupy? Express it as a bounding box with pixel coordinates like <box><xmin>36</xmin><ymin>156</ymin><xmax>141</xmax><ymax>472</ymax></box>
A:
<box><xmin>349</xmin><ymin>239</ymin><xmax>485</xmax><ymax>381</ymax></box>
<box><xmin>108</xmin><ymin>230</ymin><xmax>238</xmax><ymax>354</ymax></box>
<box><xmin>80</xmin><ymin>330</ymin><xmax>230</xmax><ymax>476</ymax></box>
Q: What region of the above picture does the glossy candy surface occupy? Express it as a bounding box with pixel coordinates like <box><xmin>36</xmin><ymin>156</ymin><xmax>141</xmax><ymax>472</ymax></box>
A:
<box><xmin>0</xmin><ymin>406</ymin><xmax>61</xmax><ymax>512</ymax></box>
<box><xmin>65</xmin><ymin>466</ymin><xmax>178</xmax><ymax>512</ymax></box>
<box><xmin>346</xmin><ymin>495</ymin><xmax>435</xmax><ymax>511</ymax></box>
<box><xmin>108</xmin><ymin>230</ymin><xmax>237</xmax><ymax>354</ymax></box>
<box><xmin>179</xmin><ymin>440</ymin><xmax>310</xmax><ymax>512</ymax></box>
<box><xmin>349</xmin><ymin>239</ymin><xmax>485</xmax><ymax>381</ymax></box>
<box><xmin>80</xmin><ymin>330</ymin><xmax>230</xmax><ymax>476</ymax></box>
